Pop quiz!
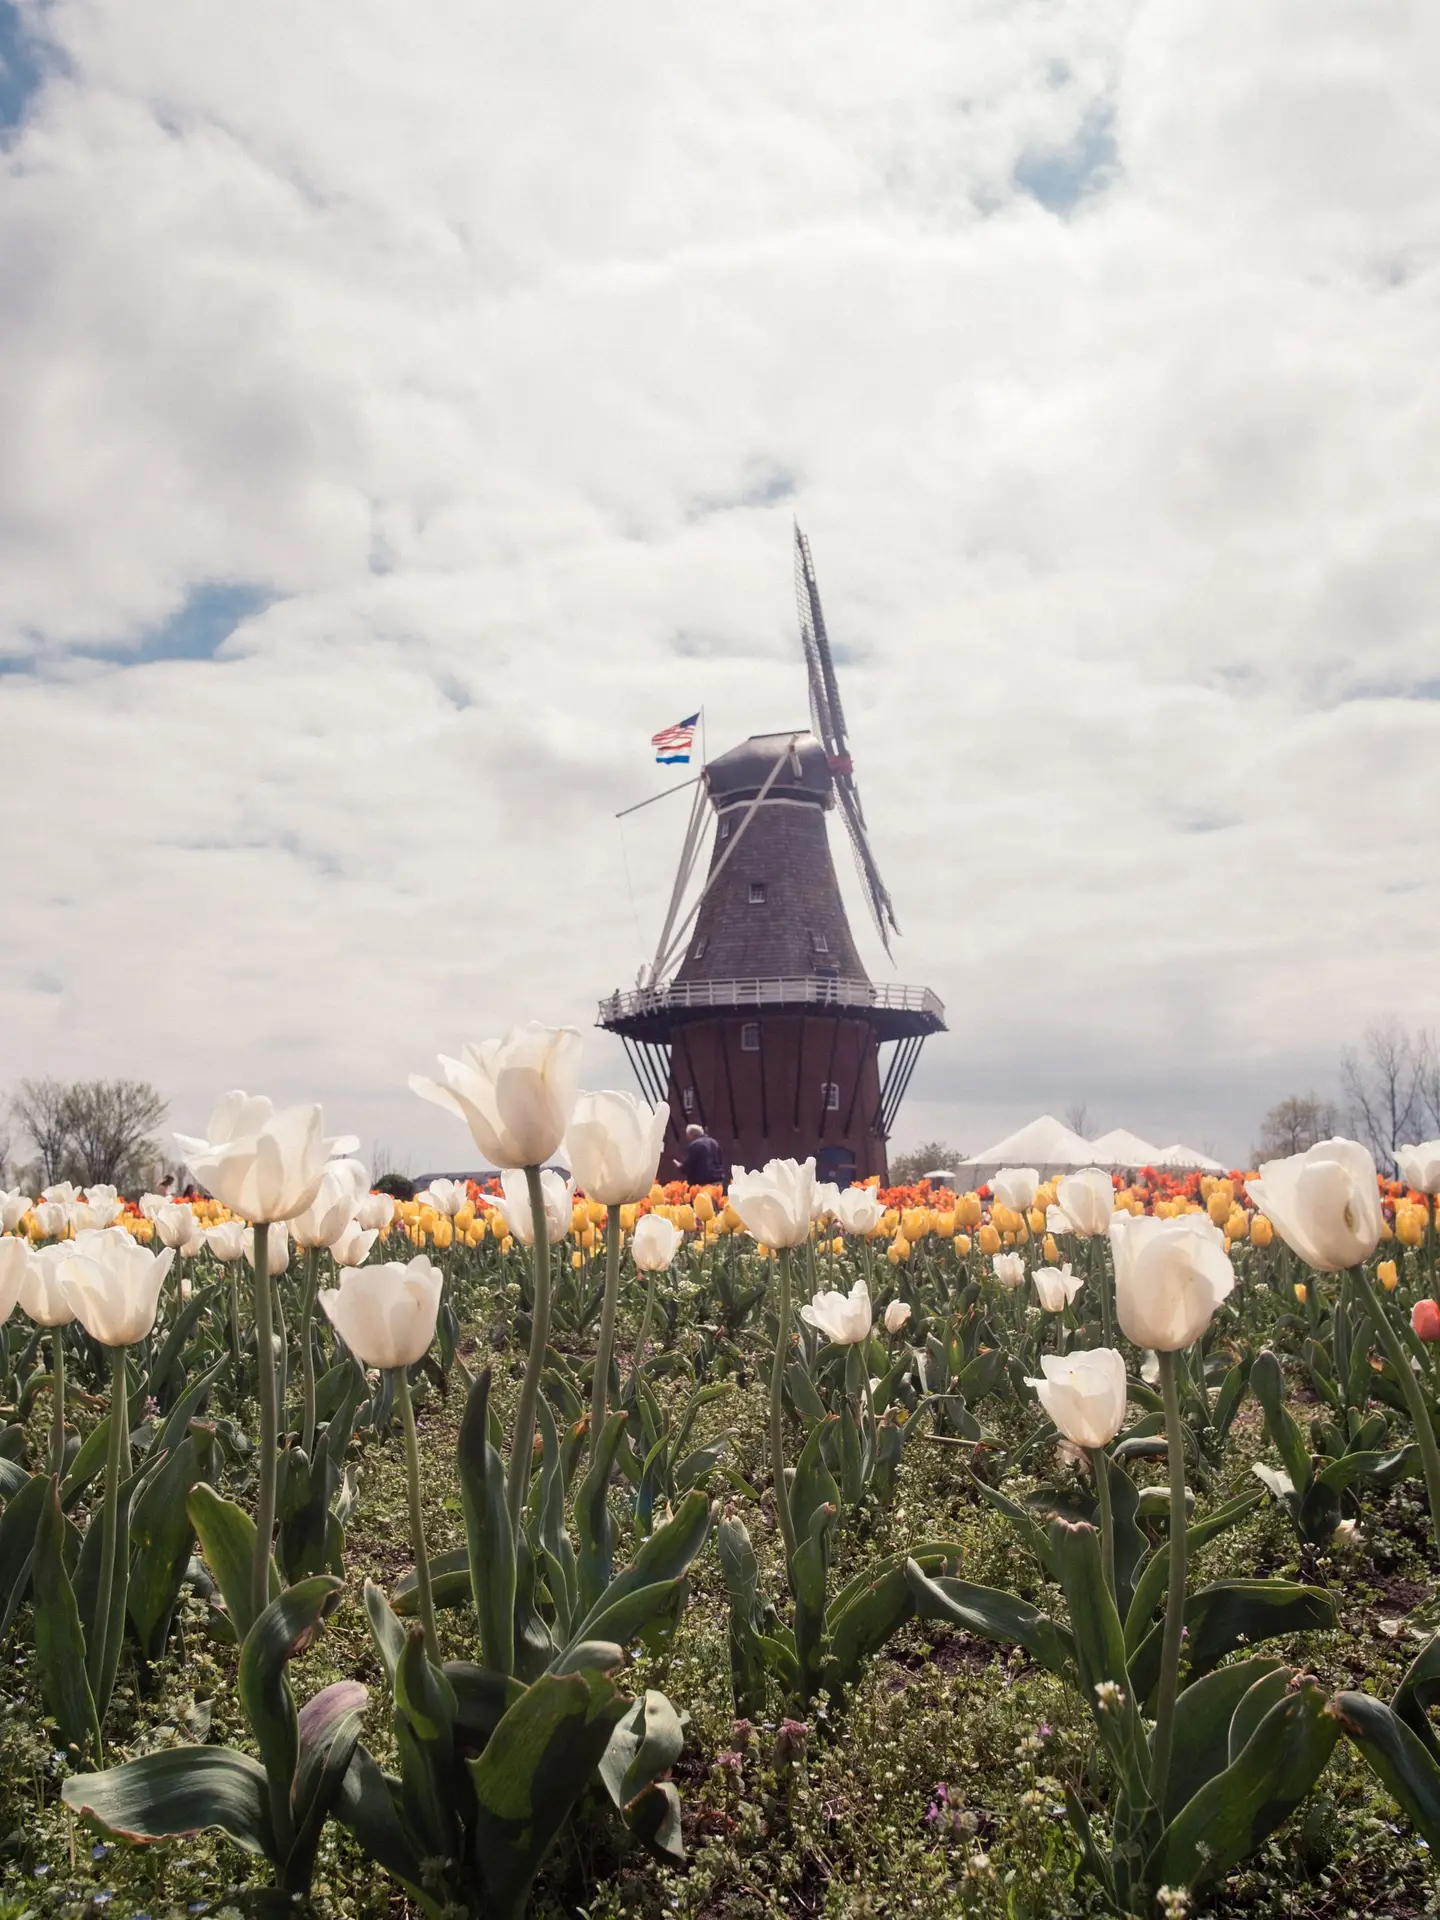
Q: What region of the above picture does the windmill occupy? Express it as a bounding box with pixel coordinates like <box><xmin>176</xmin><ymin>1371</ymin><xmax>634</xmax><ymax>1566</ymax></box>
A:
<box><xmin>598</xmin><ymin>525</ymin><xmax>945</xmax><ymax>1184</ymax></box>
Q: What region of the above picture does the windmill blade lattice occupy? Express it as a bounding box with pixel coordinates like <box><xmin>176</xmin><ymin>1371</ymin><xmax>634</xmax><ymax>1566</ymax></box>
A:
<box><xmin>793</xmin><ymin>524</ymin><xmax>900</xmax><ymax>953</ymax></box>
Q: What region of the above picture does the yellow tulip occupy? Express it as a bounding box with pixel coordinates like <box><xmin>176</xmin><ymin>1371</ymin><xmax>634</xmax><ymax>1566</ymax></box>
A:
<box><xmin>649</xmin><ymin>1184</ymin><xmax>666</xmax><ymax>1204</ymax></box>
<box><xmin>954</xmin><ymin>1233</ymin><xmax>972</xmax><ymax>1256</ymax></box>
<box><xmin>433</xmin><ymin>1217</ymin><xmax>453</xmax><ymax>1249</ymax></box>
<box><xmin>1397</xmin><ymin>1207</ymin><xmax>1425</xmax><ymax>1249</ymax></box>
<box><xmin>571</xmin><ymin>1251</ymin><xmax>584</xmax><ymax>1269</ymax></box>
<box><xmin>1028</xmin><ymin>1207</ymin><xmax>1046</xmax><ymax>1235</ymax></box>
<box><xmin>831</xmin><ymin>1235</ymin><xmax>844</xmax><ymax>1255</ymax></box>
<box><xmin>1294</xmin><ymin>1282</ymin><xmax>1307</xmax><ymax>1305</ymax></box>
<box><xmin>934</xmin><ymin>1210</ymin><xmax>955</xmax><ymax>1238</ymax></box>
<box><xmin>1250</xmin><ymin>1214</ymin><xmax>1273</xmax><ymax>1248</ymax></box>
<box><xmin>1206</xmin><ymin>1190</ymin><xmax>1232</xmax><ymax>1229</ymax></box>
<box><xmin>620</xmin><ymin>1205</ymin><xmax>639</xmax><ymax>1234</ymax></box>
<box><xmin>1225</xmin><ymin>1208</ymin><xmax>1249</xmax><ymax>1241</ymax></box>
<box><xmin>1378</xmin><ymin>1259</ymin><xmax>1399</xmax><ymax>1291</ymax></box>
<box><xmin>978</xmin><ymin>1224</ymin><xmax>1000</xmax><ymax>1256</ymax></box>
<box><xmin>1043</xmin><ymin>1233</ymin><xmax>1059</xmax><ymax>1264</ymax></box>
<box><xmin>892</xmin><ymin>1233</ymin><xmax>911</xmax><ymax>1262</ymax></box>
<box><xmin>588</xmin><ymin>1199</ymin><xmax>607</xmax><ymax>1228</ymax></box>
<box><xmin>694</xmin><ymin>1191</ymin><xmax>716</xmax><ymax>1223</ymax></box>
<box><xmin>581</xmin><ymin>1226</ymin><xmax>596</xmax><ymax>1251</ymax></box>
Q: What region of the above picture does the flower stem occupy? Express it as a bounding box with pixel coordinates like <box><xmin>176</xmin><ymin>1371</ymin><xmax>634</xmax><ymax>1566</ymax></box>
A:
<box><xmin>299</xmin><ymin>1245</ymin><xmax>321</xmax><ymax>1460</ymax></box>
<box><xmin>1089</xmin><ymin>1445</ymin><xmax>1116</xmax><ymax>1602</ymax></box>
<box><xmin>90</xmin><ymin>1342</ymin><xmax>130</xmax><ymax>1761</ymax></box>
<box><xmin>1150</xmin><ymin>1350</ymin><xmax>1189</xmax><ymax>1815</ymax></box>
<box><xmin>770</xmin><ymin>1246</ymin><xmax>798</xmax><ymax>1565</ymax></box>
<box><xmin>50</xmin><ymin>1328</ymin><xmax>67</xmax><ymax>1478</ymax></box>
<box><xmin>395</xmin><ymin>1365</ymin><xmax>439</xmax><ymax>1663</ymax></box>
<box><xmin>505</xmin><ymin>1165</ymin><xmax>551</xmax><ymax>1535</ymax></box>
<box><xmin>589</xmin><ymin>1207</ymin><xmax>623</xmax><ymax>1460</ymax></box>
<box><xmin>228</xmin><ymin>1262</ymin><xmax>243</xmax><ymax>1366</ymax></box>
<box><xmin>251</xmin><ymin>1220</ymin><xmax>278</xmax><ymax>1622</ymax></box>
<box><xmin>1354</xmin><ymin>1262</ymin><xmax>1440</xmax><ymax>1564</ymax></box>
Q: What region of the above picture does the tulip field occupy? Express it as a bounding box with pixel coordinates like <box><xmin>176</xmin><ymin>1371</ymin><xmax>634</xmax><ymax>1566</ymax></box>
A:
<box><xmin>5</xmin><ymin>1036</ymin><xmax>1440</xmax><ymax>1917</ymax></box>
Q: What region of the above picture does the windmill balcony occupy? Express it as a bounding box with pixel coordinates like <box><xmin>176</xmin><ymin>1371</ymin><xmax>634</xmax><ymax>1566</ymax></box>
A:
<box><xmin>598</xmin><ymin>974</ymin><xmax>946</xmax><ymax>1043</ymax></box>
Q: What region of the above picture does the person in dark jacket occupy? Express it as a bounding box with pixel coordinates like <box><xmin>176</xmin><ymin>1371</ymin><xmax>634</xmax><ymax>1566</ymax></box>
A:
<box><xmin>678</xmin><ymin>1123</ymin><xmax>726</xmax><ymax>1187</ymax></box>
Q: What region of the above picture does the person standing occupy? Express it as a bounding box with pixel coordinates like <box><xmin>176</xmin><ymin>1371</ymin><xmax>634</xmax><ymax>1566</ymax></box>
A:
<box><xmin>678</xmin><ymin>1122</ymin><xmax>725</xmax><ymax>1187</ymax></box>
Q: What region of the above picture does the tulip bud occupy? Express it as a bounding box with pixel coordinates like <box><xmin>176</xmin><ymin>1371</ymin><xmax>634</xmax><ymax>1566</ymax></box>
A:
<box><xmin>884</xmin><ymin>1299</ymin><xmax>912</xmax><ymax>1334</ymax></box>
<box><xmin>1294</xmin><ymin>1282</ymin><xmax>1308</xmax><ymax>1305</ymax></box>
<box><xmin>1250</xmin><ymin>1213</ymin><xmax>1274</xmax><ymax>1248</ymax></box>
<box><xmin>1377</xmin><ymin>1258</ymin><xmax>1399</xmax><ymax>1291</ymax></box>
<box><xmin>1413</xmin><ymin>1299</ymin><xmax>1440</xmax><ymax>1341</ymax></box>
<box><xmin>1042</xmin><ymin>1233</ymin><xmax>1059</xmax><ymax>1264</ymax></box>
<box><xmin>978</xmin><ymin>1224</ymin><xmax>1000</xmax><ymax>1256</ymax></box>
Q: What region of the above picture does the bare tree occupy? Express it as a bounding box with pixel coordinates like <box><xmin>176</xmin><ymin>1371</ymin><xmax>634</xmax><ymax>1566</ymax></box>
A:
<box><xmin>11</xmin><ymin>1078</ymin><xmax>75</xmax><ymax>1186</ymax></box>
<box><xmin>11</xmin><ymin>1076</ymin><xmax>167</xmax><ymax>1191</ymax></box>
<box><xmin>1064</xmin><ymin>1102</ymin><xmax>1092</xmax><ymax>1137</ymax></box>
<box><xmin>1252</xmin><ymin>1093</ymin><xmax>1339</xmax><ymax>1165</ymax></box>
<box><xmin>888</xmin><ymin>1139</ymin><xmax>965</xmax><ymax>1185</ymax></box>
<box><xmin>1340</xmin><ymin>1019</ymin><xmax>1435</xmax><ymax>1167</ymax></box>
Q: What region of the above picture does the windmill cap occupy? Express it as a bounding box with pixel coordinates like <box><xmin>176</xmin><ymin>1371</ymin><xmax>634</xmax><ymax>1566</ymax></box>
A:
<box><xmin>706</xmin><ymin>731</ymin><xmax>833</xmax><ymax>807</ymax></box>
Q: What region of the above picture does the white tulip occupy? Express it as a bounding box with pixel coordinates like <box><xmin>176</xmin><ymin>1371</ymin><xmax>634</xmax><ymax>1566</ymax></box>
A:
<box><xmin>0</xmin><ymin>1190</ymin><xmax>33</xmax><ymax>1233</ymax></box>
<box><xmin>801</xmin><ymin>1277</ymin><xmax>874</xmax><ymax>1345</ymax></box>
<box><xmin>243</xmin><ymin>1222</ymin><xmax>292</xmax><ymax>1277</ymax></box>
<box><xmin>836</xmin><ymin>1188</ymin><xmax>884</xmax><ymax>1237</ymax></box>
<box><xmin>1396</xmin><ymin>1141</ymin><xmax>1440</xmax><ymax>1195</ymax></box>
<box><xmin>203</xmin><ymin>1220</ymin><xmax>249</xmax><ymax>1262</ymax></box>
<box><xmin>1054</xmin><ymin>1169</ymin><xmax>1115</xmax><ymax>1237</ymax></box>
<box><xmin>1111</xmin><ymin>1212</ymin><xmax>1235</xmax><ymax>1351</ymax></box>
<box><xmin>319</xmin><ymin>1256</ymin><xmax>443</xmax><ymax>1369</ymax></box>
<box><xmin>1245</xmin><ymin>1138</ymin><xmax>1385</xmax><ymax>1272</ymax></box>
<box><xmin>21</xmin><ymin>1244</ymin><xmax>76</xmax><ymax>1325</ymax></box>
<box><xmin>58</xmin><ymin>1228</ymin><xmax>174</xmax><ymax>1347</ymax></box>
<box><xmin>175</xmin><ymin>1092</ymin><xmax>355</xmax><ymax>1224</ymax></box>
<box><xmin>354</xmin><ymin>1190</ymin><xmax>396</xmax><ymax>1233</ymax></box>
<box><xmin>70</xmin><ymin>1199</ymin><xmax>124</xmax><ymax>1231</ymax></box>
<box><xmin>41</xmin><ymin>1183</ymin><xmax>80</xmax><ymax>1207</ymax></box>
<box><xmin>82</xmin><ymin>1184</ymin><xmax>121</xmax><ymax>1211</ymax></box>
<box><xmin>993</xmin><ymin>1251</ymin><xmax>1026</xmax><ymax>1289</ymax></box>
<box><xmin>415</xmin><ymin>1177</ymin><xmax>469</xmax><ymax>1218</ymax></box>
<box><xmin>151</xmin><ymin>1202</ymin><xmax>199</xmax><ymax>1251</ymax></box>
<box><xmin>632</xmin><ymin>1213</ymin><xmax>682</xmax><ymax>1271</ymax></box>
<box><xmin>140</xmin><ymin>1193</ymin><xmax>171</xmax><ymax>1221</ymax></box>
<box><xmin>32</xmin><ymin>1201</ymin><xmax>70</xmax><ymax>1239</ymax></box>
<box><xmin>884</xmin><ymin>1298</ymin><xmax>912</xmax><ymax>1334</ymax></box>
<box><xmin>1026</xmin><ymin>1348</ymin><xmax>1128</xmax><ymax>1449</ymax></box>
<box><xmin>811</xmin><ymin>1182</ymin><xmax>842</xmax><ymax>1224</ymax></box>
<box><xmin>1033</xmin><ymin>1263</ymin><xmax>1083</xmax><ymax>1313</ymax></box>
<box><xmin>291</xmin><ymin>1162</ymin><xmax>369</xmax><ymax>1250</ymax></box>
<box><xmin>489</xmin><ymin>1168</ymin><xmax>574</xmax><ymax>1248</ymax></box>
<box><xmin>331</xmin><ymin>1219</ymin><xmax>379</xmax><ymax>1268</ymax></box>
<box><xmin>991</xmin><ymin>1167</ymin><xmax>1039</xmax><ymax>1213</ymax></box>
<box><xmin>410</xmin><ymin>1022</ymin><xmax>583</xmax><ymax>1169</ymax></box>
<box><xmin>727</xmin><ymin>1158</ymin><xmax>816</xmax><ymax>1249</ymax></box>
<box><xmin>0</xmin><ymin>1236</ymin><xmax>28</xmax><ymax>1320</ymax></box>
<box><xmin>565</xmin><ymin>1091</ymin><xmax>669</xmax><ymax>1205</ymax></box>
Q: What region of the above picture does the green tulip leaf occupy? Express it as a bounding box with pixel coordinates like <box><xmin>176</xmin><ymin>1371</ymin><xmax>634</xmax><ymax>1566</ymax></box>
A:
<box><xmin>1129</xmin><ymin>1581</ymin><xmax>1337</xmax><ymax>1703</ymax></box>
<box><xmin>62</xmin><ymin>1746</ymin><xmax>276</xmax><ymax>1858</ymax></box>
<box><xmin>1160</xmin><ymin>1656</ymin><xmax>1286</xmax><ymax>1821</ymax></box>
<box><xmin>457</xmin><ymin>1367</ymin><xmax>516</xmax><ymax>1676</ymax></box>
<box><xmin>1151</xmin><ymin>1676</ymin><xmax>1341</xmax><ymax>1891</ymax></box>
<box><xmin>1335</xmin><ymin>1689</ymin><xmax>1440</xmax><ymax>1847</ymax></box>
<box><xmin>188</xmin><ymin>1483</ymin><xmax>281</xmax><ymax>1644</ymax></box>
<box><xmin>33</xmin><ymin>1474</ymin><xmax>101</xmax><ymax>1764</ymax></box>
<box><xmin>904</xmin><ymin>1559</ymin><xmax>1073</xmax><ymax>1677</ymax></box>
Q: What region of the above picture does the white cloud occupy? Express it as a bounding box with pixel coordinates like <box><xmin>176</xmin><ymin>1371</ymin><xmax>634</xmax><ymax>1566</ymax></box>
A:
<box><xmin>1</xmin><ymin>0</ymin><xmax>1438</xmax><ymax>1169</ymax></box>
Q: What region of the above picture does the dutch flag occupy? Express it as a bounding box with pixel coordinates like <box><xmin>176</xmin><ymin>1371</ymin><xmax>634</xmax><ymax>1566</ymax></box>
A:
<box><xmin>651</xmin><ymin>712</ymin><xmax>700</xmax><ymax>765</ymax></box>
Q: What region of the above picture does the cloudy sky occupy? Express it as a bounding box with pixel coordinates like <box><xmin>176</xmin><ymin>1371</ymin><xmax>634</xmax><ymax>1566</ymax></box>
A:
<box><xmin>2</xmin><ymin>0</ymin><xmax>1438</xmax><ymax>1173</ymax></box>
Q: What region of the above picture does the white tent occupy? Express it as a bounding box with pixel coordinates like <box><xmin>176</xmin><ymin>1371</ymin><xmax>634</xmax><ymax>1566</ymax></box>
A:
<box><xmin>957</xmin><ymin>1114</ymin><xmax>1096</xmax><ymax>1180</ymax></box>
<box><xmin>1088</xmin><ymin>1127</ymin><xmax>1163</xmax><ymax>1167</ymax></box>
<box><xmin>1150</xmin><ymin>1142</ymin><xmax>1227</xmax><ymax>1172</ymax></box>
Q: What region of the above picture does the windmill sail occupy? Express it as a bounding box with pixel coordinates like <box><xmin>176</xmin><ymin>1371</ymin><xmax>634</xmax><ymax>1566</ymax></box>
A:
<box><xmin>793</xmin><ymin>524</ymin><xmax>900</xmax><ymax>954</ymax></box>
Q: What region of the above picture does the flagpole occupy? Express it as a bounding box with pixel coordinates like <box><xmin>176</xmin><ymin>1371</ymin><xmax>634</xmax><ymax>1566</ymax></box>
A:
<box><xmin>699</xmin><ymin>705</ymin><xmax>706</xmax><ymax>768</ymax></box>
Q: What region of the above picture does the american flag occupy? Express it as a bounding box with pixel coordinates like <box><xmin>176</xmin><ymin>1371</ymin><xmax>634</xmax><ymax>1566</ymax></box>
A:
<box><xmin>651</xmin><ymin>712</ymin><xmax>700</xmax><ymax>764</ymax></box>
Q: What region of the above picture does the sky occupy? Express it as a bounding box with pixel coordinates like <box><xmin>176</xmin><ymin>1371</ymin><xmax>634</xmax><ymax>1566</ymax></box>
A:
<box><xmin>2</xmin><ymin>0</ymin><xmax>1438</xmax><ymax>1175</ymax></box>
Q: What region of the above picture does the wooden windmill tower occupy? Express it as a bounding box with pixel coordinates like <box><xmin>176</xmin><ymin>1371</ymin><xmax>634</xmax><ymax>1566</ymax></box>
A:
<box><xmin>598</xmin><ymin>527</ymin><xmax>945</xmax><ymax>1183</ymax></box>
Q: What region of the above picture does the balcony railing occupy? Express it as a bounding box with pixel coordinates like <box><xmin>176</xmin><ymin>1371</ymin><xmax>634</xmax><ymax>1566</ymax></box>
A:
<box><xmin>598</xmin><ymin>975</ymin><xmax>946</xmax><ymax>1024</ymax></box>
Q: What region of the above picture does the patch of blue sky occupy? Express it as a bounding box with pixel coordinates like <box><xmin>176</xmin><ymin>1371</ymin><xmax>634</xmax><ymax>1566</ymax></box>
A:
<box><xmin>0</xmin><ymin>582</ymin><xmax>276</xmax><ymax>676</ymax></box>
<box><xmin>1</xmin><ymin>1</ymin><xmax>47</xmax><ymax>133</ymax></box>
<box><xmin>1013</xmin><ymin>102</ymin><xmax>1119</xmax><ymax>216</ymax></box>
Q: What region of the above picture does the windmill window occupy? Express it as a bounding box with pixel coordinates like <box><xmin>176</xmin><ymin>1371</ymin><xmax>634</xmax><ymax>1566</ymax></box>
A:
<box><xmin>741</xmin><ymin>1022</ymin><xmax>760</xmax><ymax>1052</ymax></box>
<box><xmin>692</xmin><ymin>936</ymin><xmax>707</xmax><ymax>960</ymax></box>
<box><xmin>719</xmin><ymin>819</ymin><xmax>731</xmax><ymax>841</ymax></box>
<box><xmin>821</xmin><ymin>1081</ymin><xmax>840</xmax><ymax>1111</ymax></box>
<box><xmin>682</xmin><ymin>1086</ymin><xmax>696</xmax><ymax>1114</ymax></box>
<box><xmin>810</xmin><ymin>931</ymin><xmax>828</xmax><ymax>954</ymax></box>
<box><xmin>748</xmin><ymin>881</ymin><xmax>767</xmax><ymax>905</ymax></box>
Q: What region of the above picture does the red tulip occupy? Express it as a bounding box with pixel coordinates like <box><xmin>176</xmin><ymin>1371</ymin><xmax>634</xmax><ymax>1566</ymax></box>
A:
<box><xmin>1412</xmin><ymin>1299</ymin><xmax>1440</xmax><ymax>1342</ymax></box>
